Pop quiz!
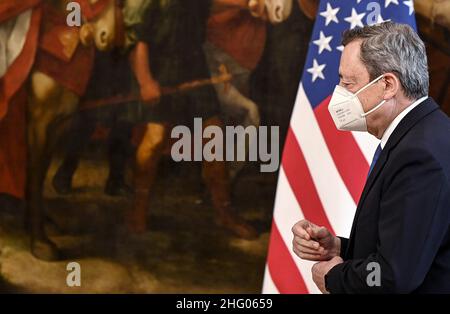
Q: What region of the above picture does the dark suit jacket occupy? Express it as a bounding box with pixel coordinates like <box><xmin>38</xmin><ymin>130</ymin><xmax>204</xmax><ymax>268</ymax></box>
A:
<box><xmin>325</xmin><ymin>97</ymin><xmax>450</xmax><ymax>293</ymax></box>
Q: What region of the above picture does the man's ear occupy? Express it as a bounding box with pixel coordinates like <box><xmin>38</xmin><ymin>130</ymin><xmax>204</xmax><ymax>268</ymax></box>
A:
<box><xmin>382</xmin><ymin>72</ymin><xmax>400</xmax><ymax>100</ymax></box>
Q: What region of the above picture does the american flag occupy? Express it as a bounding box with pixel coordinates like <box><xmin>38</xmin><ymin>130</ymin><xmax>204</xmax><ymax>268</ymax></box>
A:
<box><xmin>262</xmin><ymin>0</ymin><xmax>417</xmax><ymax>294</ymax></box>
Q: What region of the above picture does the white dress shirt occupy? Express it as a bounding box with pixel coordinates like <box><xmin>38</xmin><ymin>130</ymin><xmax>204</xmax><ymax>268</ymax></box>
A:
<box><xmin>380</xmin><ymin>96</ymin><xmax>429</xmax><ymax>149</ymax></box>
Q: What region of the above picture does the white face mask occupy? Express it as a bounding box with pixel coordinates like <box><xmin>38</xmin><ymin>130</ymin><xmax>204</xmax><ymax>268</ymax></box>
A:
<box><xmin>328</xmin><ymin>75</ymin><xmax>386</xmax><ymax>132</ymax></box>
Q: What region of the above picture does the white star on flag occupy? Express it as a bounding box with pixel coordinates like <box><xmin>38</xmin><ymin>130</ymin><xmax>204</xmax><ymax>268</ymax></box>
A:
<box><xmin>336</xmin><ymin>45</ymin><xmax>344</xmax><ymax>52</ymax></box>
<box><xmin>403</xmin><ymin>0</ymin><xmax>414</xmax><ymax>15</ymax></box>
<box><xmin>385</xmin><ymin>0</ymin><xmax>399</xmax><ymax>8</ymax></box>
<box><xmin>307</xmin><ymin>59</ymin><xmax>326</xmax><ymax>82</ymax></box>
<box><xmin>313</xmin><ymin>31</ymin><xmax>333</xmax><ymax>54</ymax></box>
<box><xmin>344</xmin><ymin>8</ymin><xmax>365</xmax><ymax>29</ymax></box>
<box><xmin>320</xmin><ymin>3</ymin><xmax>340</xmax><ymax>26</ymax></box>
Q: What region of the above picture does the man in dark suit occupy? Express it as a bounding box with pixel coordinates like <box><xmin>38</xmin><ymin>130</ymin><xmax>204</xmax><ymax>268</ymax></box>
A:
<box><xmin>292</xmin><ymin>22</ymin><xmax>450</xmax><ymax>293</ymax></box>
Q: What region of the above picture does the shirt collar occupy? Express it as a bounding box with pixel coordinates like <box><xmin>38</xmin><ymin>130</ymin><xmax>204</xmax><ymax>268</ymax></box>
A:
<box><xmin>380</xmin><ymin>96</ymin><xmax>429</xmax><ymax>149</ymax></box>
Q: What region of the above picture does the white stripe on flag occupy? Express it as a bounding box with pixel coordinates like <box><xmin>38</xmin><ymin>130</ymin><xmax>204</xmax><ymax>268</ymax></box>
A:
<box><xmin>290</xmin><ymin>83</ymin><xmax>356</xmax><ymax>237</ymax></box>
<box><xmin>351</xmin><ymin>131</ymin><xmax>380</xmax><ymax>165</ymax></box>
<box><xmin>262</xmin><ymin>264</ymin><xmax>279</xmax><ymax>294</ymax></box>
<box><xmin>272</xmin><ymin>167</ymin><xmax>321</xmax><ymax>294</ymax></box>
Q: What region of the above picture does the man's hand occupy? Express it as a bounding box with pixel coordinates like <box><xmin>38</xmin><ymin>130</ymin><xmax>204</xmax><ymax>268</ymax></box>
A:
<box><xmin>312</xmin><ymin>256</ymin><xmax>344</xmax><ymax>294</ymax></box>
<box><xmin>140</xmin><ymin>79</ymin><xmax>161</xmax><ymax>105</ymax></box>
<box><xmin>292</xmin><ymin>219</ymin><xmax>340</xmax><ymax>261</ymax></box>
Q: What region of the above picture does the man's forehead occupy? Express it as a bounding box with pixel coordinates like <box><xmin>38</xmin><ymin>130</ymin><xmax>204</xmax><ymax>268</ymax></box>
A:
<box><xmin>339</xmin><ymin>41</ymin><xmax>368</xmax><ymax>80</ymax></box>
<box><xmin>339</xmin><ymin>66</ymin><xmax>368</xmax><ymax>82</ymax></box>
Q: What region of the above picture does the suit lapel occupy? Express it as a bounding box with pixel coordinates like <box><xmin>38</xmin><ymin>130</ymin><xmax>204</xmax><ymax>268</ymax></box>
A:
<box><xmin>344</xmin><ymin>97</ymin><xmax>439</xmax><ymax>258</ymax></box>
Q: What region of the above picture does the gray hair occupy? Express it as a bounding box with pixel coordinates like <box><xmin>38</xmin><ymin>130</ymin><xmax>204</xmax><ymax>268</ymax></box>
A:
<box><xmin>342</xmin><ymin>22</ymin><xmax>429</xmax><ymax>100</ymax></box>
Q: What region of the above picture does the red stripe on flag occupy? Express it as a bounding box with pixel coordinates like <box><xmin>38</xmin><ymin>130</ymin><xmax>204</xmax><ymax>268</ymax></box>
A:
<box><xmin>282</xmin><ymin>128</ymin><xmax>335</xmax><ymax>234</ymax></box>
<box><xmin>314</xmin><ymin>96</ymin><xmax>369</xmax><ymax>203</ymax></box>
<box><xmin>267</xmin><ymin>221</ymin><xmax>308</xmax><ymax>293</ymax></box>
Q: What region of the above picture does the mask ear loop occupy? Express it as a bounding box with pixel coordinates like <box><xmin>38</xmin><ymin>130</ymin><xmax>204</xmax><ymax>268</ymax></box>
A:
<box><xmin>355</xmin><ymin>74</ymin><xmax>385</xmax><ymax>96</ymax></box>
<box><xmin>355</xmin><ymin>74</ymin><xmax>386</xmax><ymax>117</ymax></box>
<box><xmin>361</xmin><ymin>100</ymin><xmax>386</xmax><ymax>117</ymax></box>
